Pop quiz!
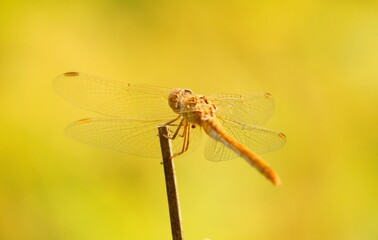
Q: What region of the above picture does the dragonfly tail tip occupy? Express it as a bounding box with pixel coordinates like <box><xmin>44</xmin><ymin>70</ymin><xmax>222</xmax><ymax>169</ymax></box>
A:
<box><xmin>271</xmin><ymin>175</ymin><xmax>282</xmax><ymax>186</ymax></box>
<box><xmin>264</xmin><ymin>168</ymin><xmax>282</xmax><ymax>186</ymax></box>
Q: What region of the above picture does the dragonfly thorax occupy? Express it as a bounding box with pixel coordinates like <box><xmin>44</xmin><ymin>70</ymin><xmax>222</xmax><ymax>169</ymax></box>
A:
<box><xmin>168</xmin><ymin>88</ymin><xmax>218</xmax><ymax>124</ymax></box>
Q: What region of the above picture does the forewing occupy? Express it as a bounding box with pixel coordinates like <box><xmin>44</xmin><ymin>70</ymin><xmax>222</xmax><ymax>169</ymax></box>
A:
<box><xmin>204</xmin><ymin>120</ymin><xmax>286</xmax><ymax>162</ymax></box>
<box><xmin>54</xmin><ymin>72</ymin><xmax>175</xmax><ymax>119</ymax></box>
<box><xmin>210</xmin><ymin>92</ymin><xmax>275</xmax><ymax>126</ymax></box>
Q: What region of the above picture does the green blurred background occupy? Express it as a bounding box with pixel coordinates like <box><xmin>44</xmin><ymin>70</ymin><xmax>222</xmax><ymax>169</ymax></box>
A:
<box><xmin>1</xmin><ymin>1</ymin><xmax>377</xmax><ymax>239</ymax></box>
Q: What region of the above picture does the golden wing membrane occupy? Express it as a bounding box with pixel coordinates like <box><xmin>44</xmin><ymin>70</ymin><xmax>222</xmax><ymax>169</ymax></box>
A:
<box><xmin>54</xmin><ymin>72</ymin><xmax>175</xmax><ymax>119</ymax></box>
<box><xmin>210</xmin><ymin>92</ymin><xmax>274</xmax><ymax>126</ymax></box>
<box><xmin>65</xmin><ymin>117</ymin><xmax>202</xmax><ymax>158</ymax></box>
<box><xmin>204</xmin><ymin>119</ymin><xmax>286</xmax><ymax>162</ymax></box>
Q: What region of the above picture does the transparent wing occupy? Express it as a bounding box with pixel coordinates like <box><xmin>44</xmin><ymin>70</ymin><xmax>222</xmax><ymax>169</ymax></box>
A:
<box><xmin>65</xmin><ymin>118</ymin><xmax>202</xmax><ymax>158</ymax></box>
<box><xmin>204</xmin><ymin>119</ymin><xmax>286</xmax><ymax>162</ymax></box>
<box><xmin>54</xmin><ymin>72</ymin><xmax>175</xmax><ymax>119</ymax></box>
<box><xmin>209</xmin><ymin>92</ymin><xmax>275</xmax><ymax>126</ymax></box>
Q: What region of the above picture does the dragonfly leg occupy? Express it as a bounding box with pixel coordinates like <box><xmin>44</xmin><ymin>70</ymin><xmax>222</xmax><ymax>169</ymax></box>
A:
<box><xmin>172</xmin><ymin>121</ymin><xmax>191</xmax><ymax>158</ymax></box>
<box><xmin>182</xmin><ymin>122</ymin><xmax>191</xmax><ymax>154</ymax></box>
<box><xmin>159</xmin><ymin>115</ymin><xmax>178</xmax><ymax>136</ymax></box>
<box><xmin>163</xmin><ymin>115</ymin><xmax>181</xmax><ymax>126</ymax></box>
<box><xmin>183</xmin><ymin>122</ymin><xmax>190</xmax><ymax>152</ymax></box>
<box><xmin>170</xmin><ymin>118</ymin><xmax>185</xmax><ymax>140</ymax></box>
<box><xmin>161</xmin><ymin>115</ymin><xmax>183</xmax><ymax>139</ymax></box>
<box><xmin>163</xmin><ymin>118</ymin><xmax>185</xmax><ymax>140</ymax></box>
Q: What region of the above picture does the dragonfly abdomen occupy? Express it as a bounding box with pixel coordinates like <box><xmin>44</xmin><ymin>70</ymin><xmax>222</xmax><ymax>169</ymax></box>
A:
<box><xmin>202</xmin><ymin>118</ymin><xmax>281</xmax><ymax>185</ymax></box>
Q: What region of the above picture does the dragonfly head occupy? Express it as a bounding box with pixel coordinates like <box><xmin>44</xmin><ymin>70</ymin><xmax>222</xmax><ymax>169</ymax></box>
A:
<box><xmin>168</xmin><ymin>88</ymin><xmax>193</xmax><ymax>113</ymax></box>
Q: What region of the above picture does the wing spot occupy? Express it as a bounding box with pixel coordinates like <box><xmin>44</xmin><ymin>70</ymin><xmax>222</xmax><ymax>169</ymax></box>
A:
<box><xmin>264</xmin><ymin>92</ymin><xmax>273</xmax><ymax>99</ymax></box>
<box><xmin>77</xmin><ymin>118</ymin><xmax>91</xmax><ymax>124</ymax></box>
<box><xmin>278</xmin><ymin>132</ymin><xmax>286</xmax><ymax>139</ymax></box>
<box><xmin>64</xmin><ymin>72</ymin><xmax>80</xmax><ymax>77</ymax></box>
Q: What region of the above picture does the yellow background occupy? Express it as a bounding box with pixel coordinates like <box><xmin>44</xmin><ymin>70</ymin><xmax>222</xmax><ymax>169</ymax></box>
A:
<box><xmin>1</xmin><ymin>1</ymin><xmax>377</xmax><ymax>239</ymax></box>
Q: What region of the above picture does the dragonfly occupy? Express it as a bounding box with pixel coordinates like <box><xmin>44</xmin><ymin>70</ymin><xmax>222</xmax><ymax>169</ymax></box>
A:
<box><xmin>54</xmin><ymin>72</ymin><xmax>286</xmax><ymax>185</ymax></box>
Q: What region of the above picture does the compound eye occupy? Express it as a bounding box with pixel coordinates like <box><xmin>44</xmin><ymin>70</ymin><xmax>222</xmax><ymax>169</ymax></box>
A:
<box><xmin>184</xmin><ymin>89</ymin><xmax>193</xmax><ymax>94</ymax></box>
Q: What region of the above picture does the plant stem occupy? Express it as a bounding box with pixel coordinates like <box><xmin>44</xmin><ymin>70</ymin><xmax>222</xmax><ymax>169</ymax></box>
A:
<box><xmin>158</xmin><ymin>126</ymin><xmax>184</xmax><ymax>240</ymax></box>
